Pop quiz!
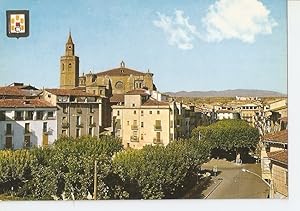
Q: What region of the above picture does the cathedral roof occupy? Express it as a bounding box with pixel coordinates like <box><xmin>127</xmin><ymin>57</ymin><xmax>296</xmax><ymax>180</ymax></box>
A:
<box><xmin>96</xmin><ymin>67</ymin><xmax>148</xmax><ymax>77</ymax></box>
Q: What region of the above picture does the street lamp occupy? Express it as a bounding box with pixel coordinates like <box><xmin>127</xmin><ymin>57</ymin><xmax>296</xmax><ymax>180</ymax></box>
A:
<box><xmin>241</xmin><ymin>168</ymin><xmax>273</xmax><ymax>198</ymax></box>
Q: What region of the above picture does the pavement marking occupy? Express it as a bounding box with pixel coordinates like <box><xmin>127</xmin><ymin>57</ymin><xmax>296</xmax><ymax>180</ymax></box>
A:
<box><xmin>204</xmin><ymin>178</ymin><xmax>223</xmax><ymax>199</ymax></box>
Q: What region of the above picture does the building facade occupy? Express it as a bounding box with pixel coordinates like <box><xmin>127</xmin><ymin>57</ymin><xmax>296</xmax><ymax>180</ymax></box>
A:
<box><xmin>112</xmin><ymin>90</ymin><xmax>170</xmax><ymax>149</ymax></box>
<box><xmin>41</xmin><ymin>89</ymin><xmax>108</xmax><ymax>138</ymax></box>
<box><xmin>0</xmin><ymin>99</ymin><xmax>57</xmax><ymax>149</ymax></box>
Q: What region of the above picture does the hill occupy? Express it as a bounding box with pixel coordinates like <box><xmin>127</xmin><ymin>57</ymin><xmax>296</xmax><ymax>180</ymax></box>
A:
<box><xmin>164</xmin><ymin>89</ymin><xmax>286</xmax><ymax>97</ymax></box>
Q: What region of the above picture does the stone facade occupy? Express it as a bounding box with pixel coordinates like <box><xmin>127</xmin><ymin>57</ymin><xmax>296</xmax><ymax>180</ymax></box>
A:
<box><xmin>78</xmin><ymin>61</ymin><xmax>155</xmax><ymax>95</ymax></box>
<box><xmin>60</xmin><ymin>33</ymin><xmax>79</xmax><ymax>89</ymax></box>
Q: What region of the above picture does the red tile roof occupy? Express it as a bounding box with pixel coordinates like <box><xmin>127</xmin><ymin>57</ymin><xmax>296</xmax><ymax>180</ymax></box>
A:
<box><xmin>0</xmin><ymin>86</ymin><xmax>41</xmax><ymax>97</ymax></box>
<box><xmin>142</xmin><ymin>98</ymin><xmax>169</xmax><ymax>106</ymax></box>
<box><xmin>0</xmin><ymin>99</ymin><xmax>55</xmax><ymax>108</ymax></box>
<box><xmin>45</xmin><ymin>88</ymin><xmax>98</xmax><ymax>97</ymax></box>
<box><xmin>110</xmin><ymin>94</ymin><xmax>125</xmax><ymax>103</ymax></box>
<box><xmin>263</xmin><ymin>130</ymin><xmax>288</xmax><ymax>144</ymax></box>
<box><xmin>126</xmin><ymin>89</ymin><xmax>149</xmax><ymax>96</ymax></box>
<box><xmin>96</xmin><ymin>67</ymin><xmax>148</xmax><ymax>76</ymax></box>
<box><xmin>268</xmin><ymin>150</ymin><xmax>288</xmax><ymax>165</ymax></box>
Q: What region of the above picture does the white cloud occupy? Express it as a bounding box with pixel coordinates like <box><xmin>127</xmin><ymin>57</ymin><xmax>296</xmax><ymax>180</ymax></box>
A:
<box><xmin>202</xmin><ymin>0</ymin><xmax>278</xmax><ymax>43</ymax></box>
<box><xmin>153</xmin><ymin>10</ymin><xmax>201</xmax><ymax>50</ymax></box>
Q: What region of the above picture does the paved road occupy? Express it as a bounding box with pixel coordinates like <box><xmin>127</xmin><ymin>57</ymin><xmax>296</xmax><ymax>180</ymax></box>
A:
<box><xmin>204</xmin><ymin>163</ymin><xmax>270</xmax><ymax>199</ymax></box>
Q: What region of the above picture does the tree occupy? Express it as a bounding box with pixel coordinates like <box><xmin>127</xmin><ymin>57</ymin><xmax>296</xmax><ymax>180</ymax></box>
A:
<box><xmin>192</xmin><ymin>119</ymin><xmax>259</xmax><ymax>161</ymax></box>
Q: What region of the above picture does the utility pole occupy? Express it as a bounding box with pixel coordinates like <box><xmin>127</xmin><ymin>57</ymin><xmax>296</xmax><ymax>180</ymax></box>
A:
<box><xmin>93</xmin><ymin>160</ymin><xmax>97</xmax><ymax>200</ymax></box>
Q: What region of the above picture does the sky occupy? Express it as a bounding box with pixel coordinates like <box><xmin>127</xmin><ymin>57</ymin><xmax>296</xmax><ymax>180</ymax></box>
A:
<box><xmin>0</xmin><ymin>0</ymin><xmax>287</xmax><ymax>93</ymax></box>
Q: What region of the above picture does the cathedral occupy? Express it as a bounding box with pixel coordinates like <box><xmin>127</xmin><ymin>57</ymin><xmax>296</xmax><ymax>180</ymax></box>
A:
<box><xmin>60</xmin><ymin>33</ymin><xmax>156</xmax><ymax>98</ymax></box>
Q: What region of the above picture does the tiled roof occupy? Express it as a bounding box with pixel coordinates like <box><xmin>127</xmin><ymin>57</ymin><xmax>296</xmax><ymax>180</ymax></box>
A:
<box><xmin>142</xmin><ymin>98</ymin><xmax>169</xmax><ymax>106</ymax></box>
<box><xmin>126</xmin><ymin>89</ymin><xmax>149</xmax><ymax>96</ymax></box>
<box><xmin>45</xmin><ymin>88</ymin><xmax>98</xmax><ymax>97</ymax></box>
<box><xmin>110</xmin><ymin>94</ymin><xmax>125</xmax><ymax>103</ymax></box>
<box><xmin>0</xmin><ymin>99</ymin><xmax>55</xmax><ymax>108</ymax></box>
<box><xmin>96</xmin><ymin>67</ymin><xmax>148</xmax><ymax>76</ymax></box>
<box><xmin>0</xmin><ymin>86</ymin><xmax>41</xmax><ymax>97</ymax></box>
<box><xmin>263</xmin><ymin>130</ymin><xmax>288</xmax><ymax>144</ymax></box>
<box><xmin>268</xmin><ymin>150</ymin><xmax>288</xmax><ymax>165</ymax></box>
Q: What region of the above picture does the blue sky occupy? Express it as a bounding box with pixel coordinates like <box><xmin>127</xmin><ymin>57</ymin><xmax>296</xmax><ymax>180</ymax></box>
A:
<box><xmin>0</xmin><ymin>0</ymin><xmax>287</xmax><ymax>93</ymax></box>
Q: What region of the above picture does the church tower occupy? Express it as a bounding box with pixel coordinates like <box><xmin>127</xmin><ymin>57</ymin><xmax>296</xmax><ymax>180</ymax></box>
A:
<box><xmin>60</xmin><ymin>32</ymin><xmax>79</xmax><ymax>89</ymax></box>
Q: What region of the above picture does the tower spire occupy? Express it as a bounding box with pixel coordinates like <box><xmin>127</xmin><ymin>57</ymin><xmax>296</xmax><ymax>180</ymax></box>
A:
<box><xmin>67</xmin><ymin>29</ymin><xmax>73</xmax><ymax>44</ymax></box>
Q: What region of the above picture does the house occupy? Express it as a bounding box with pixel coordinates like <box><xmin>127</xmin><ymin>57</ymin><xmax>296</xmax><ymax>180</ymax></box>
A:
<box><xmin>216</xmin><ymin>109</ymin><xmax>240</xmax><ymax>120</ymax></box>
<box><xmin>0</xmin><ymin>83</ymin><xmax>41</xmax><ymax>99</ymax></box>
<box><xmin>41</xmin><ymin>88</ymin><xmax>108</xmax><ymax>138</ymax></box>
<box><xmin>0</xmin><ymin>99</ymin><xmax>57</xmax><ymax>149</ymax></box>
<box><xmin>268</xmin><ymin>150</ymin><xmax>288</xmax><ymax>198</ymax></box>
<box><xmin>260</xmin><ymin>129</ymin><xmax>288</xmax><ymax>198</ymax></box>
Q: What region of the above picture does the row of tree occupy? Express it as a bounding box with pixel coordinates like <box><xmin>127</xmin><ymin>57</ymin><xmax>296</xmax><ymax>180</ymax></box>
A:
<box><xmin>0</xmin><ymin>119</ymin><xmax>259</xmax><ymax>200</ymax></box>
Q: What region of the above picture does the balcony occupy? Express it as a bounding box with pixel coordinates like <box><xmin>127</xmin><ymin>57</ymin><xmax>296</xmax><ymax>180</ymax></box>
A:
<box><xmin>89</xmin><ymin>122</ymin><xmax>96</xmax><ymax>127</ymax></box>
<box><xmin>76</xmin><ymin>123</ymin><xmax>83</xmax><ymax>128</ymax></box>
<box><xmin>24</xmin><ymin>130</ymin><xmax>32</xmax><ymax>135</ymax></box>
<box><xmin>154</xmin><ymin>125</ymin><xmax>162</xmax><ymax>131</ymax></box>
<box><xmin>62</xmin><ymin>122</ymin><xmax>70</xmax><ymax>128</ymax></box>
<box><xmin>5</xmin><ymin>130</ymin><xmax>13</xmax><ymax>136</ymax></box>
<box><xmin>130</xmin><ymin>136</ymin><xmax>139</xmax><ymax>142</ymax></box>
<box><xmin>131</xmin><ymin>125</ymin><xmax>138</xmax><ymax>130</ymax></box>
<box><xmin>153</xmin><ymin>138</ymin><xmax>162</xmax><ymax>144</ymax></box>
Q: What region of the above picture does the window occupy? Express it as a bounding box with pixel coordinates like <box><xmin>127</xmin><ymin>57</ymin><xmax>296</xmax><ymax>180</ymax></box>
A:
<box><xmin>62</xmin><ymin>130</ymin><xmax>67</xmax><ymax>135</ymax></box>
<box><xmin>25</xmin><ymin>111</ymin><xmax>34</xmax><ymax>120</ymax></box>
<box><xmin>68</xmin><ymin>63</ymin><xmax>72</xmax><ymax>68</ymax></box>
<box><xmin>89</xmin><ymin>116</ymin><xmax>93</xmax><ymax>125</ymax></box>
<box><xmin>76</xmin><ymin>128</ymin><xmax>80</xmax><ymax>137</ymax></box>
<box><xmin>141</xmin><ymin>110</ymin><xmax>144</xmax><ymax>116</ymax></box>
<box><xmin>127</xmin><ymin>121</ymin><xmax>129</xmax><ymax>126</ymax></box>
<box><xmin>36</xmin><ymin>111</ymin><xmax>44</xmax><ymax>120</ymax></box>
<box><xmin>43</xmin><ymin>122</ymin><xmax>47</xmax><ymax>133</ymax></box>
<box><xmin>141</xmin><ymin>134</ymin><xmax>144</xmax><ymax>140</ymax></box>
<box><xmin>88</xmin><ymin>128</ymin><xmax>93</xmax><ymax>136</ymax></box>
<box><xmin>141</xmin><ymin>122</ymin><xmax>144</xmax><ymax>128</ymax></box>
<box><xmin>117</xmin><ymin>110</ymin><xmax>120</xmax><ymax>116</ymax></box>
<box><xmin>48</xmin><ymin>111</ymin><xmax>54</xmax><ymax>118</ymax></box>
<box><xmin>24</xmin><ymin>136</ymin><xmax>30</xmax><ymax>148</ymax></box>
<box><xmin>62</xmin><ymin>116</ymin><xmax>66</xmax><ymax>122</ymax></box>
<box><xmin>5</xmin><ymin>137</ymin><xmax>13</xmax><ymax>149</ymax></box>
<box><xmin>89</xmin><ymin>105</ymin><xmax>94</xmax><ymax>113</ymax></box>
<box><xmin>63</xmin><ymin>105</ymin><xmax>68</xmax><ymax>114</ymax></box>
<box><xmin>100</xmin><ymin>90</ymin><xmax>103</xmax><ymax>95</ymax></box>
<box><xmin>133</xmin><ymin>120</ymin><xmax>137</xmax><ymax>126</ymax></box>
<box><xmin>15</xmin><ymin>111</ymin><xmax>23</xmax><ymax>120</ymax></box>
<box><xmin>134</xmin><ymin>110</ymin><xmax>136</xmax><ymax>114</ymax></box>
<box><xmin>76</xmin><ymin>116</ymin><xmax>81</xmax><ymax>125</ymax></box>
<box><xmin>170</xmin><ymin>120</ymin><xmax>173</xmax><ymax>128</ymax></box>
<box><xmin>93</xmin><ymin>90</ymin><xmax>96</xmax><ymax>94</ymax></box>
<box><xmin>149</xmin><ymin>111</ymin><xmax>152</xmax><ymax>114</ymax></box>
<box><xmin>6</xmin><ymin>124</ymin><xmax>12</xmax><ymax>135</ymax></box>
<box><xmin>25</xmin><ymin>123</ymin><xmax>30</xmax><ymax>133</ymax></box>
<box><xmin>157</xmin><ymin>110</ymin><xmax>160</xmax><ymax>114</ymax></box>
<box><xmin>0</xmin><ymin>111</ymin><xmax>5</xmax><ymax>121</ymax></box>
<box><xmin>132</xmin><ymin>104</ymin><xmax>135</xmax><ymax>107</ymax></box>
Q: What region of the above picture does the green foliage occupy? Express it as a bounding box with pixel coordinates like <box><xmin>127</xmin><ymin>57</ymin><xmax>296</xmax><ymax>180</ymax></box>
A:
<box><xmin>192</xmin><ymin>119</ymin><xmax>259</xmax><ymax>152</ymax></box>
<box><xmin>113</xmin><ymin>139</ymin><xmax>210</xmax><ymax>199</ymax></box>
<box><xmin>0</xmin><ymin>136</ymin><xmax>126</xmax><ymax>200</ymax></box>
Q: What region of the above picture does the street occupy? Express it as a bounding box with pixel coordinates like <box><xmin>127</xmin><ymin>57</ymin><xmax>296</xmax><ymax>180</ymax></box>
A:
<box><xmin>201</xmin><ymin>160</ymin><xmax>270</xmax><ymax>199</ymax></box>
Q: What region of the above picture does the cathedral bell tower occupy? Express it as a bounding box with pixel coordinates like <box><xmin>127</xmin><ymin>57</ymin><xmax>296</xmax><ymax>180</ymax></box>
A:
<box><xmin>60</xmin><ymin>32</ymin><xmax>79</xmax><ymax>89</ymax></box>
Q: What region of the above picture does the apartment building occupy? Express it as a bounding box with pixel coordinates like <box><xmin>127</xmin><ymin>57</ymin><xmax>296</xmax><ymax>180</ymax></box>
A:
<box><xmin>41</xmin><ymin>88</ymin><xmax>106</xmax><ymax>138</ymax></box>
<box><xmin>238</xmin><ymin>103</ymin><xmax>263</xmax><ymax>126</ymax></box>
<box><xmin>112</xmin><ymin>89</ymin><xmax>171</xmax><ymax>149</ymax></box>
<box><xmin>0</xmin><ymin>99</ymin><xmax>57</xmax><ymax>149</ymax></box>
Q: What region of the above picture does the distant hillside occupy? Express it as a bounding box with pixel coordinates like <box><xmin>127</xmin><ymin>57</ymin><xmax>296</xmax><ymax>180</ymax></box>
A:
<box><xmin>164</xmin><ymin>89</ymin><xmax>286</xmax><ymax>97</ymax></box>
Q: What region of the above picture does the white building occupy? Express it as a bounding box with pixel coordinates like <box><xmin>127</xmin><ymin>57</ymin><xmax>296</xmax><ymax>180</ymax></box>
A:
<box><xmin>0</xmin><ymin>99</ymin><xmax>57</xmax><ymax>149</ymax></box>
